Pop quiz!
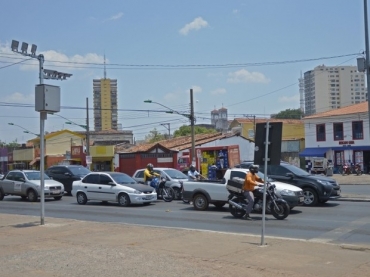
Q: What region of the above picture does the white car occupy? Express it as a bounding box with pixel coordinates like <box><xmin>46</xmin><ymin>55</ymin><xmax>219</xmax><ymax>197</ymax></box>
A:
<box><xmin>72</xmin><ymin>171</ymin><xmax>157</xmax><ymax>207</ymax></box>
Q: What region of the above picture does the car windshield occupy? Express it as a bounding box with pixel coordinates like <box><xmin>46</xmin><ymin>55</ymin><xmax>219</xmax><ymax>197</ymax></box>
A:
<box><xmin>282</xmin><ymin>164</ymin><xmax>310</xmax><ymax>176</ymax></box>
<box><xmin>163</xmin><ymin>169</ymin><xmax>188</xmax><ymax>179</ymax></box>
<box><xmin>25</xmin><ymin>172</ymin><xmax>51</xmax><ymax>180</ymax></box>
<box><xmin>69</xmin><ymin>167</ymin><xmax>91</xmax><ymax>176</ymax></box>
<box><xmin>110</xmin><ymin>173</ymin><xmax>137</xmax><ymax>184</ymax></box>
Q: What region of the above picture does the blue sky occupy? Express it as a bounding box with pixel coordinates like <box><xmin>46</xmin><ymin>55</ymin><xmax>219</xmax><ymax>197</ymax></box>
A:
<box><xmin>0</xmin><ymin>0</ymin><xmax>366</xmax><ymax>143</ymax></box>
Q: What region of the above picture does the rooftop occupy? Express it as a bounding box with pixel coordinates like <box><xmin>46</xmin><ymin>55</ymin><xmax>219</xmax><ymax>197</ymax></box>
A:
<box><xmin>303</xmin><ymin>102</ymin><xmax>368</xmax><ymax>119</ymax></box>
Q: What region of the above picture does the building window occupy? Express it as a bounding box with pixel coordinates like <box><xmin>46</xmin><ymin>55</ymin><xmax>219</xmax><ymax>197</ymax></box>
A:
<box><xmin>333</xmin><ymin>123</ymin><xmax>343</xmax><ymax>141</ymax></box>
<box><xmin>316</xmin><ymin>124</ymin><xmax>326</xmax><ymax>141</ymax></box>
<box><xmin>352</xmin><ymin>121</ymin><xmax>363</xmax><ymax>140</ymax></box>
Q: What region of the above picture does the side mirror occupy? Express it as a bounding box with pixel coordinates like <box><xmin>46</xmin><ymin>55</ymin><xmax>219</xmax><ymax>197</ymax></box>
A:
<box><xmin>64</xmin><ymin>172</ymin><xmax>71</xmax><ymax>177</ymax></box>
<box><xmin>286</xmin><ymin>173</ymin><xmax>294</xmax><ymax>178</ymax></box>
<box><xmin>108</xmin><ymin>182</ymin><xmax>116</xmax><ymax>186</ymax></box>
<box><xmin>19</xmin><ymin>178</ymin><xmax>25</xmax><ymax>182</ymax></box>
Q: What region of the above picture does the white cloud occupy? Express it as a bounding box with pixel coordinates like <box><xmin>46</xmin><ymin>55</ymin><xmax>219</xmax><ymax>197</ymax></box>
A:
<box><xmin>279</xmin><ymin>94</ymin><xmax>300</xmax><ymax>103</ymax></box>
<box><xmin>227</xmin><ymin>69</ymin><xmax>270</xmax><ymax>84</ymax></box>
<box><xmin>2</xmin><ymin>92</ymin><xmax>33</xmax><ymax>103</ymax></box>
<box><xmin>179</xmin><ymin>17</ymin><xmax>209</xmax><ymax>35</ymax></box>
<box><xmin>210</xmin><ymin>88</ymin><xmax>227</xmax><ymax>95</ymax></box>
<box><xmin>233</xmin><ymin>9</ymin><xmax>239</xmax><ymax>14</ymax></box>
<box><xmin>106</xmin><ymin>12</ymin><xmax>123</xmax><ymax>21</ymax></box>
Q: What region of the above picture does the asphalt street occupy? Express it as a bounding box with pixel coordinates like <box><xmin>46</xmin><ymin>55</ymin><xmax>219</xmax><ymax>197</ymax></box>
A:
<box><xmin>1</xmin><ymin>193</ymin><xmax>370</xmax><ymax>246</ymax></box>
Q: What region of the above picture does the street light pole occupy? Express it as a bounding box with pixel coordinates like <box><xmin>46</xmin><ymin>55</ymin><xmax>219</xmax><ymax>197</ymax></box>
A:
<box><xmin>11</xmin><ymin>39</ymin><xmax>72</xmax><ymax>225</ymax></box>
<box><xmin>86</xmin><ymin>97</ymin><xmax>90</xmax><ymax>168</ymax></box>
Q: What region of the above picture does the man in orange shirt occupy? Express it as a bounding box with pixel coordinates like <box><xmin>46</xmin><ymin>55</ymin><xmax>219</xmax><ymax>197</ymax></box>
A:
<box><xmin>243</xmin><ymin>165</ymin><xmax>263</xmax><ymax>220</ymax></box>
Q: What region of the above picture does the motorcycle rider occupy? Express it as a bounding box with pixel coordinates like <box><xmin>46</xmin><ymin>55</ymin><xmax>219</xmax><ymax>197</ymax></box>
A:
<box><xmin>144</xmin><ymin>163</ymin><xmax>160</xmax><ymax>186</ymax></box>
<box><xmin>243</xmin><ymin>164</ymin><xmax>264</xmax><ymax>220</ymax></box>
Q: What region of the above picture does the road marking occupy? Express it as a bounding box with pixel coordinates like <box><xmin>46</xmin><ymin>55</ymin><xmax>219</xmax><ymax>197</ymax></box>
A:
<box><xmin>309</xmin><ymin>216</ymin><xmax>370</xmax><ymax>243</ymax></box>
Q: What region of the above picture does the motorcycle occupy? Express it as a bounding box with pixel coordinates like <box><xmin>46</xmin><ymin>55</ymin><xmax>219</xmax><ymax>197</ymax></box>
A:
<box><xmin>227</xmin><ymin>179</ymin><xmax>290</xmax><ymax>220</ymax></box>
<box><xmin>341</xmin><ymin>164</ymin><xmax>352</xmax><ymax>175</ymax></box>
<box><xmin>354</xmin><ymin>163</ymin><xmax>362</xmax><ymax>176</ymax></box>
<box><xmin>150</xmin><ymin>177</ymin><xmax>175</xmax><ymax>202</ymax></box>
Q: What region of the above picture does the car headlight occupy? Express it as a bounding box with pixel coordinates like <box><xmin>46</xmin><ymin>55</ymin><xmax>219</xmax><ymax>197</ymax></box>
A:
<box><xmin>317</xmin><ymin>180</ymin><xmax>331</xmax><ymax>186</ymax></box>
<box><xmin>133</xmin><ymin>190</ymin><xmax>143</xmax><ymax>194</ymax></box>
<box><xmin>279</xmin><ymin>189</ymin><xmax>295</xmax><ymax>196</ymax></box>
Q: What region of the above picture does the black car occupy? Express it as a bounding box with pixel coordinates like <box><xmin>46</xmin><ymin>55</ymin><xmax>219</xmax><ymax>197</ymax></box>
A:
<box><xmin>259</xmin><ymin>163</ymin><xmax>341</xmax><ymax>206</ymax></box>
<box><xmin>45</xmin><ymin>165</ymin><xmax>91</xmax><ymax>195</ymax></box>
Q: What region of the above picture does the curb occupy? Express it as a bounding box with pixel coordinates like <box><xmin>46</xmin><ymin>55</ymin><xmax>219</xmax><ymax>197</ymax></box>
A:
<box><xmin>333</xmin><ymin>197</ymin><xmax>370</xmax><ymax>202</ymax></box>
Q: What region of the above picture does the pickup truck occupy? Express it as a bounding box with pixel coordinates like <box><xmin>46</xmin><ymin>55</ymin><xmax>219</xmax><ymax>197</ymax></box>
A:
<box><xmin>182</xmin><ymin>168</ymin><xmax>304</xmax><ymax>211</ymax></box>
<box><xmin>0</xmin><ymin>170</ymin><xmax>65</xmax><ymax>202</ymax></box>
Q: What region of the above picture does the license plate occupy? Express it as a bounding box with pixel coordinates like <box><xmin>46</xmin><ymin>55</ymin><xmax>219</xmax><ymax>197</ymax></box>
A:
<box><xmin>299</xmin><ymin>196</ymin><xmax>304</xmax><ymax>202</ymax></box>
<box><xmin>51</xmin><ymin>190</ymin><xmax>60</xmax><ymax>195</ymax></box>
<box><xmin>143</xmin><ymin>196</ymin><xmax>154</xmax><ymax>200</ymax></box>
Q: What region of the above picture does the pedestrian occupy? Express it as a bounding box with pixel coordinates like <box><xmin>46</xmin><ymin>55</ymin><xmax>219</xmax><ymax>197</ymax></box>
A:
<box><xmin>243</xmin><ymin>164</ymin><xmax>264</xmax><ymax>220</ymax></box>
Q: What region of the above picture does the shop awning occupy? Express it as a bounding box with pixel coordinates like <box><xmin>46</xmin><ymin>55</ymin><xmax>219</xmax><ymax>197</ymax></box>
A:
<box><xmin>299</xmin><ymin>147</ymin><xmax>330</xmax><ymax>157</ymax></box>
<box><xmin>29</xmin><ymin>157</ymin><xmax>40</xmax><ymax>166</ymax></box>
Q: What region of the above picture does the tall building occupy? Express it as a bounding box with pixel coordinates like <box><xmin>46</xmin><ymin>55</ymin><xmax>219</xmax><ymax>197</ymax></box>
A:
<box><xmin>304</xmin><ymin>65</ymin><xmax>367</xmax><ymax>116</ymax></box>
<box><xmin>93</xmin><ymin>59</ymin><xmax>118</xmax><ymax>131</ymax></box>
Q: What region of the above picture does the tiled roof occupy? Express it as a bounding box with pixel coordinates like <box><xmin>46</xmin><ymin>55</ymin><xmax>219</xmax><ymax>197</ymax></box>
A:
<box><xmin>116</xmin><ymin>132</ymin><xmax>227</xmax><ymax>153</ymax></box>
<box><xmin>303</xmin><ymin>102</ymin><xmax>368</xmax><ymax>119</ymax></box>
<box><xmin>233</xmin><ymin>118</ymin><xmax>303</xmax><ymax>124</ymax></box>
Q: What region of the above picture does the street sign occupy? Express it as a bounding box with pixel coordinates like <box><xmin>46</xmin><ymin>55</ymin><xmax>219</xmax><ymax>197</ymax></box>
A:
<box><xmin>86</xmin><ymin>155</ymin><xmax>92</xmax><ymax>165</ymax></box>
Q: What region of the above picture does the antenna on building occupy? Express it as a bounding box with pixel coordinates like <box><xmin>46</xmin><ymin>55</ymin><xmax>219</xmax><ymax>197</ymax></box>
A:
<box><xmin>104</xmin><ymin>52</ymin><xmax>107</xmax><ymax>79</ymax></box>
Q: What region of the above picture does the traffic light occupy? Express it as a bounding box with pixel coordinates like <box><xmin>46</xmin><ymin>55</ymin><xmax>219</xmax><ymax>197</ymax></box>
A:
<box><xmin>253</xmin><ymin>122</ymin><xmax>282</xmax><ymax>166</ymax></box>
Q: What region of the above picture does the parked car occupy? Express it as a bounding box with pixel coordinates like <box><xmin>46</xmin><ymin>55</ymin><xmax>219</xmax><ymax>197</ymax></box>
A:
<box><xmin>132</xmin><ymin>167</ymin><xmax>187</xmax><ymax>200</ymax></box>
<box><xmin>234</xmin><ymin>161</ymin><xmax>254</xmax><ymax>169</ymax></box>
<box><xmin>45</xmin><ymin>165</ymin><xmax>90</xmax><ymax>195</ymax></box>
<box><xmin>259</xmin><ymin>163</ymin><xmax>341</xmax><ymax>206</ymax></box>
<box><xmin>0</xmin><ymin>170</ymin><xmax>64</xmax><ymax>201</ymax></box>
<box><xmin>71</xmin><ymin>172</ymin><xmax>157</xmax><ymax>207</ymax></box>
<box><xmin>182</xmin><ymin>168</ymin><xmax>304</xmax><ymax>211</ymax></box>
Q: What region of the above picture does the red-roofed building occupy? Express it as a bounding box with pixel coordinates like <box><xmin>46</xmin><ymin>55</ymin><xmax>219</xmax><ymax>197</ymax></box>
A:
<box><xmin>301</xmin><ymin>102</ymin><xmax>370</xmax><ymax>173</ymax></box>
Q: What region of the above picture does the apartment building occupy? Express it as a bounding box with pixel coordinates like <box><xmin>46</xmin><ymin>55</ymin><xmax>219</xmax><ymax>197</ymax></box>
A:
<box><xmin>93</xmin><ymin>78</ymin><xmax>118</xmax><ymax>131</ymax></box>
<box><xmin>304</xmin><ymin>65</ymin><xmax>366</xmax><ymax>116</ymax></box>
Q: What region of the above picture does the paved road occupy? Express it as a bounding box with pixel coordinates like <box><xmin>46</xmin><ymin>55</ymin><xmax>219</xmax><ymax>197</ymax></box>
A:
<box><xmin>1</xmin><ymin>194</ymin><xmax>370</xmax><ymax>246</ymax></box>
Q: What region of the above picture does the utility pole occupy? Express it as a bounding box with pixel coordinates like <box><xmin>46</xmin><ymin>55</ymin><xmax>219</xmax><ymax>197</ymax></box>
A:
<box><xmin>86</xmin><ymin>97</ymin><xmax>91</xmax><ymax>169</ymax></box>
<box><xmin>190</xmin><ymin>89</ymin><xmax>196</xmax><ymax>165</ymax></box>
<box><xmin>364</xmin><ymin>0</ymin><xmax>370</xmax><ymax>138</ymax></box>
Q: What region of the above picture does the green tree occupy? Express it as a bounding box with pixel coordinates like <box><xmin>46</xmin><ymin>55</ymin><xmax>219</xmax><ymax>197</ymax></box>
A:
<box><xmin>271</xmin><ymin>108</ymin><xmax>303</xmax><ymax>119</ymax></box>
<box><xmin>145</xmin><ymin>128</ymin><xmax>166</xmax><ymax>143</ymax></box>
<box><xmin>173</xmin><ymin>125</ymin><xmax>217</xmax><ymax>137</ymax></box>
<box><xmin>0</xmin><ymin>139</ymin><xmax>20</xmax><ymax>149</ymax></box>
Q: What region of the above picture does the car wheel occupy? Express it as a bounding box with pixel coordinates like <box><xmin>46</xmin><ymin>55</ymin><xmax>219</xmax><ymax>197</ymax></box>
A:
<box><xmin>172</xmin><ymin>187</ymin><xmax>181</xmax><ymax>200</ymax></box>
<box><xmin>54</xmin><ymin>196</ymin><xmax>62</xmax><ymax>200</ymax></box>
<box><xmin>0</xmin><ymin>189</ymin><xmax>4</xmax><ymax>201</ymax></box>
<box><xmin>76</xmin><ymin>192</ymin><xmax>87</xmax><ymax>205</ymax></box>
<box><xmin>193</xmin><ymin>194</ymin><xmax>209</xmax><ymax>211</ymax></box>
<box><xmin>27</xmin><ymin>189</ymin><xmax>38</xmax><ymax>202</ymax></box>
<box><xmin>118</xmin><ymin>193</ymin><xmax>130</xmax><ymax>207</ymax></box>
<box><xmin>302</xmin><ymin>188</ymin><xmax>318</xmax><ymax>206</ymax></box>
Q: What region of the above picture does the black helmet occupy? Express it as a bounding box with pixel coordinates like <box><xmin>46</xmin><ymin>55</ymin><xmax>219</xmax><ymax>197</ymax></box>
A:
<box><xmin>147</xmin><ymin>163</ymin><xmax>153</xmax><ymax>170</ymax></box>
<box><xmin>189</xmin><ymin>165</ymin><xmax>195</xmax><ymax>172</ymax></box>
<box><xmin>249</xmin><ymin>164</ymin><xmax>259</xmax><ymax>173</ymax></box>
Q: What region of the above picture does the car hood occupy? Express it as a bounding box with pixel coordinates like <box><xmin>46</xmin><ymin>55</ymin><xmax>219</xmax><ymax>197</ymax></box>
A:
<box><xmin>118</xmin><ymin>183</ymin><xmax>154</xmax><ymax>193</ymax></box>
<box><xmin>29</xmin><ymin>180</ymin><xmax>65</xmax><ymax>188</ymax></box>
<box><xmin>257</xmin><ymin>181</ymin><xmax>302</xmax><ymax>192</ymax></box>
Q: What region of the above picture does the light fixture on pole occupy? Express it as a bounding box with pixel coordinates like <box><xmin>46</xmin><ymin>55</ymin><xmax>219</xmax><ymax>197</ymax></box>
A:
<box><xmin>8</xmin><ymin>123</ymin><xmax>40</xmax><ymax>137</ymax></box>
<box><xmin>144</xmin><ymin>91</ymin><xmax>196</xmax><ymax>165</ymax></box>
<box><xmin>11</xmin><ymin>39</ymin><xmax>72</xmax><ymax>226</ymax></box>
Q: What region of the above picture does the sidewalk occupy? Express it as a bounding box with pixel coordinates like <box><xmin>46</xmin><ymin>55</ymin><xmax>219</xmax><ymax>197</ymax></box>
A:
<box><xmin>0</xmin><ymin>213</ymin><xmax>369</xmax><ymax>277</ymax></box>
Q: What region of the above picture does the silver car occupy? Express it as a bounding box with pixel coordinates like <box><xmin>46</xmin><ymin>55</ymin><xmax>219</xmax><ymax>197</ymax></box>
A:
<box><xmin>0</xmin><ymin>170</ymin><xmax>64</xmax><ymax>202</ymax></box>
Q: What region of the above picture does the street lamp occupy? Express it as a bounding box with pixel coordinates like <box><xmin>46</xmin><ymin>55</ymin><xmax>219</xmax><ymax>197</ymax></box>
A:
<box><xmin>8</xmin><ymin>123</ymin><xmax>40</xmax><ymax>137</ymax></box>
<box><xmin>144</xmin><ymin>89</ymin><xmax>196</xmax><ymax>165</ymax></box>
<box><xmin>11</xmin><ymin>39</ymin><xmax>72</xmax><ymax>225</ymax></box>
